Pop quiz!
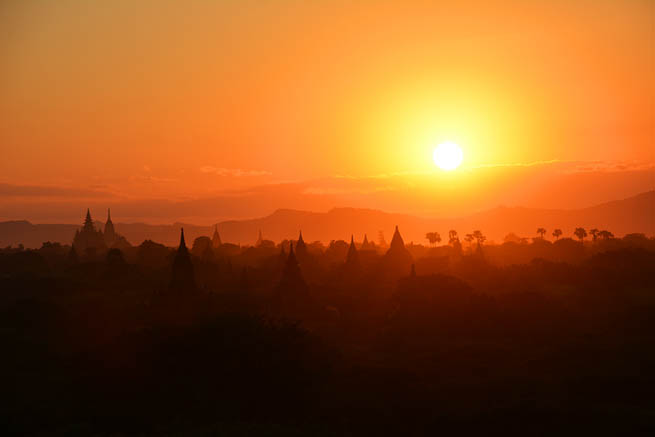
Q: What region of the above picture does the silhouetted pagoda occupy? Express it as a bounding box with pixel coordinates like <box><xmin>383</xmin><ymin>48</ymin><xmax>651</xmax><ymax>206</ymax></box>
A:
<box><xmin>381</xmin><ymin>226</ymin><xmax>413</xmax><ymax>276</ymax></box>
<box><xmin>276</xmin><ymin>243</ymin><xmax>309</xmax><ymax>300</ymax></box>
<box><xmin>360</xmin><ymin>233</ymin><xmax>376</xmax><ymax>251</ymax></box>
<box><xmin>169</xmin><ymin>228</ymin><xmax>197</xmax><ymax>292</ymax></box>
<box><xmin>211</xmin><ymin>225</ymin><xmax>222</xmax><ymax>248</ymax></box>
<box><xmin>72</xmin><ymin>209</ymin><xmax>107</xmax><ymax>258</ymax></box>
<box><xmin>256</xmin><ymin>230</ymin><xmax>264</xmax><ymax>247</ymax></box>
<box><xmin>345</xmin><ymin>235</ymin><xmax>360</xmax><ymax>270</ymax></box>
<box><xmin>103</xmin><ymin>209</ymin><xmax>116</xmax><ymax>244</ymax></box>
<box><xmin>72</xmin><ymin>209</ymin><xmax>129</xmax><ymax>257</ymax></box>
<box><xmin>102</xmin><ymin>208</ymin><xmax>129</xmax><ymax>248</ymax></box>
<box><xmin>295</xmin><ymin>231</ymin><xmax>308</xmax><ymax>258</ymax></box>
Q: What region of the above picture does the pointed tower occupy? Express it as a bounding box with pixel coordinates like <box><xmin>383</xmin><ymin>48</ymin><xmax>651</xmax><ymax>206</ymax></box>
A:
<box><xmin>345</xmin><ymin>235</ymin><xmax>360</xmax><ymax>269</ymax></box>
<box><xmin>382</xmin><ymin>225</ymin><xmax>413</xmax><ymax>275</ymax></box>
<box><xmin>389</xmin><ymin>226</ymin><xmax>405</xmax><ymax>252</ymax></box>
<box><xmin>104</xmin><ymin>208</ymin><xmax>116</xmax><ymax>243</ymax></box>
<box><xmin>179</xmin><ymin>228</ymin><xmax>187</xmax><ymax>250</ymax></box>
<box><xmin>295</xmin><ymin>230</ymin><xmax>307</xmax><ymax>258</ymax></box>
<box><xmin>276</xmin><ymin>242</ymin><xmax>308</xmax><ymax>300</ymax></box>
<box><xmin>170</xmin><ymin>228</ymin><xmax>196</xmax><ymax>292</ymax></box>
<box><xmin>211</xmin><ymin>225</ymin><xmax>222</xmax><ymax>248</ymax></box>
<box><xmin>73</xmin><ymin>208</ymin><xmax>107</xmax><ymax>257</ymax></box>
<box><xmin>361</xmin><ymin>233</ymin><xmax>375</xmax><ymax>251</ymax></box>
<box><xmin>83</xmin><ymin>208</ymin><xmax>94</xmax><ymax>231</ymax></box>
<box><xmin>256</xmin><ymin>229</ymin><xmax>264</xmax><ymax>247</ymax></box>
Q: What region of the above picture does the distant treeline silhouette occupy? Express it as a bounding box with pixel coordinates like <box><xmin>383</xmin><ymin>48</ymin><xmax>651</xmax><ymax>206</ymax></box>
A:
<box><xmin>1</xmin><ymin>211</ymin><xmax>654</xmax><ymax>434</ymax></box>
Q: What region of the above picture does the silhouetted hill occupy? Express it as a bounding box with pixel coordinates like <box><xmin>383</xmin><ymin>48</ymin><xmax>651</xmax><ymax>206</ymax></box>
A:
<box><xmin>218</xmin><ymin>191</ymin><xmax>654</xmax><ymax>244</ymax></box>
<box><xmin>1</xmin><ymin>191</ymin><xmax>653</xmax><ymax>248</ymax></box>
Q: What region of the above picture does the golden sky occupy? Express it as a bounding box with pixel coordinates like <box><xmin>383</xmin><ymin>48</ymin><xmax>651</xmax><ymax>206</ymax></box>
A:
<box><xmin>1</xmin><ymin>0</ymin><xmax>653</xmax><ymax>223</ymax></box>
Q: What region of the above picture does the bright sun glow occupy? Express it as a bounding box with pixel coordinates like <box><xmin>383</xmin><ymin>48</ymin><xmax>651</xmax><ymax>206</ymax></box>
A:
<box><xmin>433</xmin><ymin>141</ymin><xmax>463</xmax><ymax>171</ymax></box>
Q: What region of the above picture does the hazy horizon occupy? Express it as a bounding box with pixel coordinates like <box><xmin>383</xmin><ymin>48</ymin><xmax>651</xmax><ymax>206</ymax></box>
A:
<box><xmin>2</xmin><ymin>1</ymin><xmax>653</xmax><ymax>225</ymax></box>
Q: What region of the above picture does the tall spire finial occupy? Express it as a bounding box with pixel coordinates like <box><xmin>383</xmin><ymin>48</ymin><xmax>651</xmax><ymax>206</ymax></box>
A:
<box><xmin>389</xmin><ymin>225</ymin><xmax>405</xmax><ymax>250</ymax></box>
<box><xmin>211</xmin><ymin>225</ymin><xmax>222</xmax><ymax>247</ymax></box>
<box><xmin>107</xmin><ymin>208</ymin><xmax>111</xmax><ymax>222</ymax></box>
<box><xmin>179</xmin><ymin>227</ymin><xmax>186</xmax><ymax>249</ymax></box>
<box><xmin>83</xmin><ymin>208</ymin><xmax>94</xmax><ymax>229</ymax></box>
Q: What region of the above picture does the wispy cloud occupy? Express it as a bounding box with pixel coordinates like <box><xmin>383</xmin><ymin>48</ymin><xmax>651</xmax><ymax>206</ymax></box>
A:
<box><xmin>129</xmin><ymin>175</ymin><xmax>178</xmax><ymax>183</ymax></box>
<box><xmin>471</xmin><ymin>159</ymin><xmax>562</xmax><ymax>169</ymax></box>
<box><xmin>571</xmin><ymin>161</ymin><xmax>655</xmax><ymax>173</ymax></box>
<box><xmin>0</xmin><ymin>183</ymin><xmax>117</xmax><ymax>198</ymax></box>
<box><xmin>200</xmin><ymin>166</ymin><xmax>272</xmax><ymax>177</ymax></box>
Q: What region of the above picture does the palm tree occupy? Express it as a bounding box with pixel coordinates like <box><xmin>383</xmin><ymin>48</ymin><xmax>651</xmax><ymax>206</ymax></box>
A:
<box><xmin>589</xmin><ymin>228</ymin><xmax>599</xmax><ymax>242</ymax></box>
<box><xmin>472</xmin><ymin>230</ymin><xmax>486</xmax><ymax>247</ymax></box>
<box><xmin>464</xmin><ymin>233</ymin><xmax>474</xmax><ymax>247</ymax></box>
<box><xmin>425</xmin><ymin>232</ymin><xmax>441</xmax><ymax>246</ymax></box>
<box><xmin>598</xmin><ymin>230</ymin><xmax>614</xmax><ymax>240</ymax></box>
<box><xmin>536</xmin><ymin>227</ymin><xmax>547</xmax><ymax>239</ymax></box>
<box><xmin>574</xmin><ymin>227</ymin><xmax>587</xmax><ymax>243</ymax></box>
<box><xmin>448</xmin><ymin>229</ymin><xmax>459</xmax><ymax>245</ymax></box>
<box><xmin>552</xmin><ymin>229</ymin><xmax>562</xmax><ymax>240</ymax></box>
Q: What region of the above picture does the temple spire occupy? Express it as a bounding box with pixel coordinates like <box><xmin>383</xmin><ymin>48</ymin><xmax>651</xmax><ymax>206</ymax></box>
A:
<box><xmin>83</xmin><ymin>208</ymin><xmax>93</xmax><ymax>229</ymax></box>
<box><xmin>212</xmin><ymin>225</ymin><xmax>222</xmax><ymax>248</ymax></box>
<box><xmin>179</xmin><ymin>228</ymin><xmax>187</xmax><ymax>250</ymax></box>
<box><xmin>345</xmin><ymin>234</ymin><xmax>359</xmax><ymax>269</ymax></box>
<box><xmin>103</xmin><ymin>208</ymin><xmax>116</xmax><ymax>241</ymax></box>
<box><xmin>389</xmin><ymin>225</ymin><xmax>405</xmax><ymax>250</ymax></box>
<box><xmin>296</xmin><ymin>230</ymin><xmax>307</xmax><ymax>255</ymax></box>
<box><xmin>170</xmin><ymin>227</ymin><xmax>195</xmax><ymax>292</ymax></box>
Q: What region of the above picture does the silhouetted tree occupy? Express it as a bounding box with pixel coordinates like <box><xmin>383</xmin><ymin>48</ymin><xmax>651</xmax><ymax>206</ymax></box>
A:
<box><xmin>464</xmin><ymin>233</ymin><xmax>474</xmax><ymax>248</ymax></box>
<box><xmin>536</xmin><ymin>227</ymin><xmax>547</xmax><ymax>239</ymax></box>
<box><xmin>552</xmin><ymin>229</ymin><xmax>563</xmax><ymax>240</ymax></box>
<box><xmin>191</xmin><ymin>236</ymin><xmax>212</xmax><ymax>258</ymax></box>
<box><xmin>472</xmin><ymin>230</ymin><xmax>486</xmax><ymax>248</ymax></box>
<box><xmin>448</xmin><ymin>230</ymin><xmax>459</xmax><ymax>245</ymax></box>
<box><xmin>106</xmin><ymin>248</ymin><xmax>125</xmax><ymax>265</ymax></box>
<box><xmin>590</xmin><ymin>228</ymin><xmax>599</xmax><ymax>242</ymax></box>
<box><xmin>574</xmin><ymin>227</ymin><xmax>587</xmax><ymax>243</ymax></box>
<box><xmin>599</xmin><ymin>230</ymin><xmax>614</xmax><ymax>240</ymax></box>
<box><xmin>425</xmin><ymin>232</ymin><xmax>441</xmax><ymax>246</ymax></box>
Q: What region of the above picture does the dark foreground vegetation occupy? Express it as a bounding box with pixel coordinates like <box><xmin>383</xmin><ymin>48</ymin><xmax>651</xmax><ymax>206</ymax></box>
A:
<box><xmin>1</xmin><ymin>233</ymin><xmax>655</xmax><ymax>435</ymax></box>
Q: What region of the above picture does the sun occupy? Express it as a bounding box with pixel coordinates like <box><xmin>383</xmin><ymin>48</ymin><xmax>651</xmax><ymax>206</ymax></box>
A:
<box><xmin>433</xmin><ymin>141</ymin><xmax>463</xmax><ymax>171</ymax></box>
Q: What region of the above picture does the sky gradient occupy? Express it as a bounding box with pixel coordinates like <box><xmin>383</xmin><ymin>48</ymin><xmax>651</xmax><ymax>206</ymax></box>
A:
<box><xmin>1</xmin><ymin>0</ymin><xmax>653</xmax><ymax>223</ymax></box>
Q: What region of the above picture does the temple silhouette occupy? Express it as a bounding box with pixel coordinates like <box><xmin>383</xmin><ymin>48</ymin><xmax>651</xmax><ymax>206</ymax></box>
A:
<box><xmin>72</xmin><ymin>209</ymin><xmax>129</xmax><ymax>258</ymax></box>
<box><xmin>169</xmin><ymin>228</ymin><xmax>197</xmax><ymax>292</ymax></box>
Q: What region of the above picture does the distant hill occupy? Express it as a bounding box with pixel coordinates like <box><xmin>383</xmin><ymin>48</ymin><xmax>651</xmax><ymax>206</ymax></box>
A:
<box><xmin>1</xmin><ymin>191</ymin><xmax>653</xmax><ymax>248</ymax></box>
<box><xmin>217</xmin><ymin>190</ymin><xmax>655</xmax><ymax>245</ymax></box>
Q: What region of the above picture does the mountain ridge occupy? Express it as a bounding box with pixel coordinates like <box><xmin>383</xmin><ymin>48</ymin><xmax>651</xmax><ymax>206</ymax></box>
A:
<box><xmin>1</xmin><ymin>191</ymin><xmax>653</xmax><ymax>248</ymax></box>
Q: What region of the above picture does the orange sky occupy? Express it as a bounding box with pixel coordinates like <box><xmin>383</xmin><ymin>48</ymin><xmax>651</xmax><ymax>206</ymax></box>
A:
<box><xmin>1</xmin><ymin>0</ymin><xmax>653</xmax><ymax>223</ymax></box>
